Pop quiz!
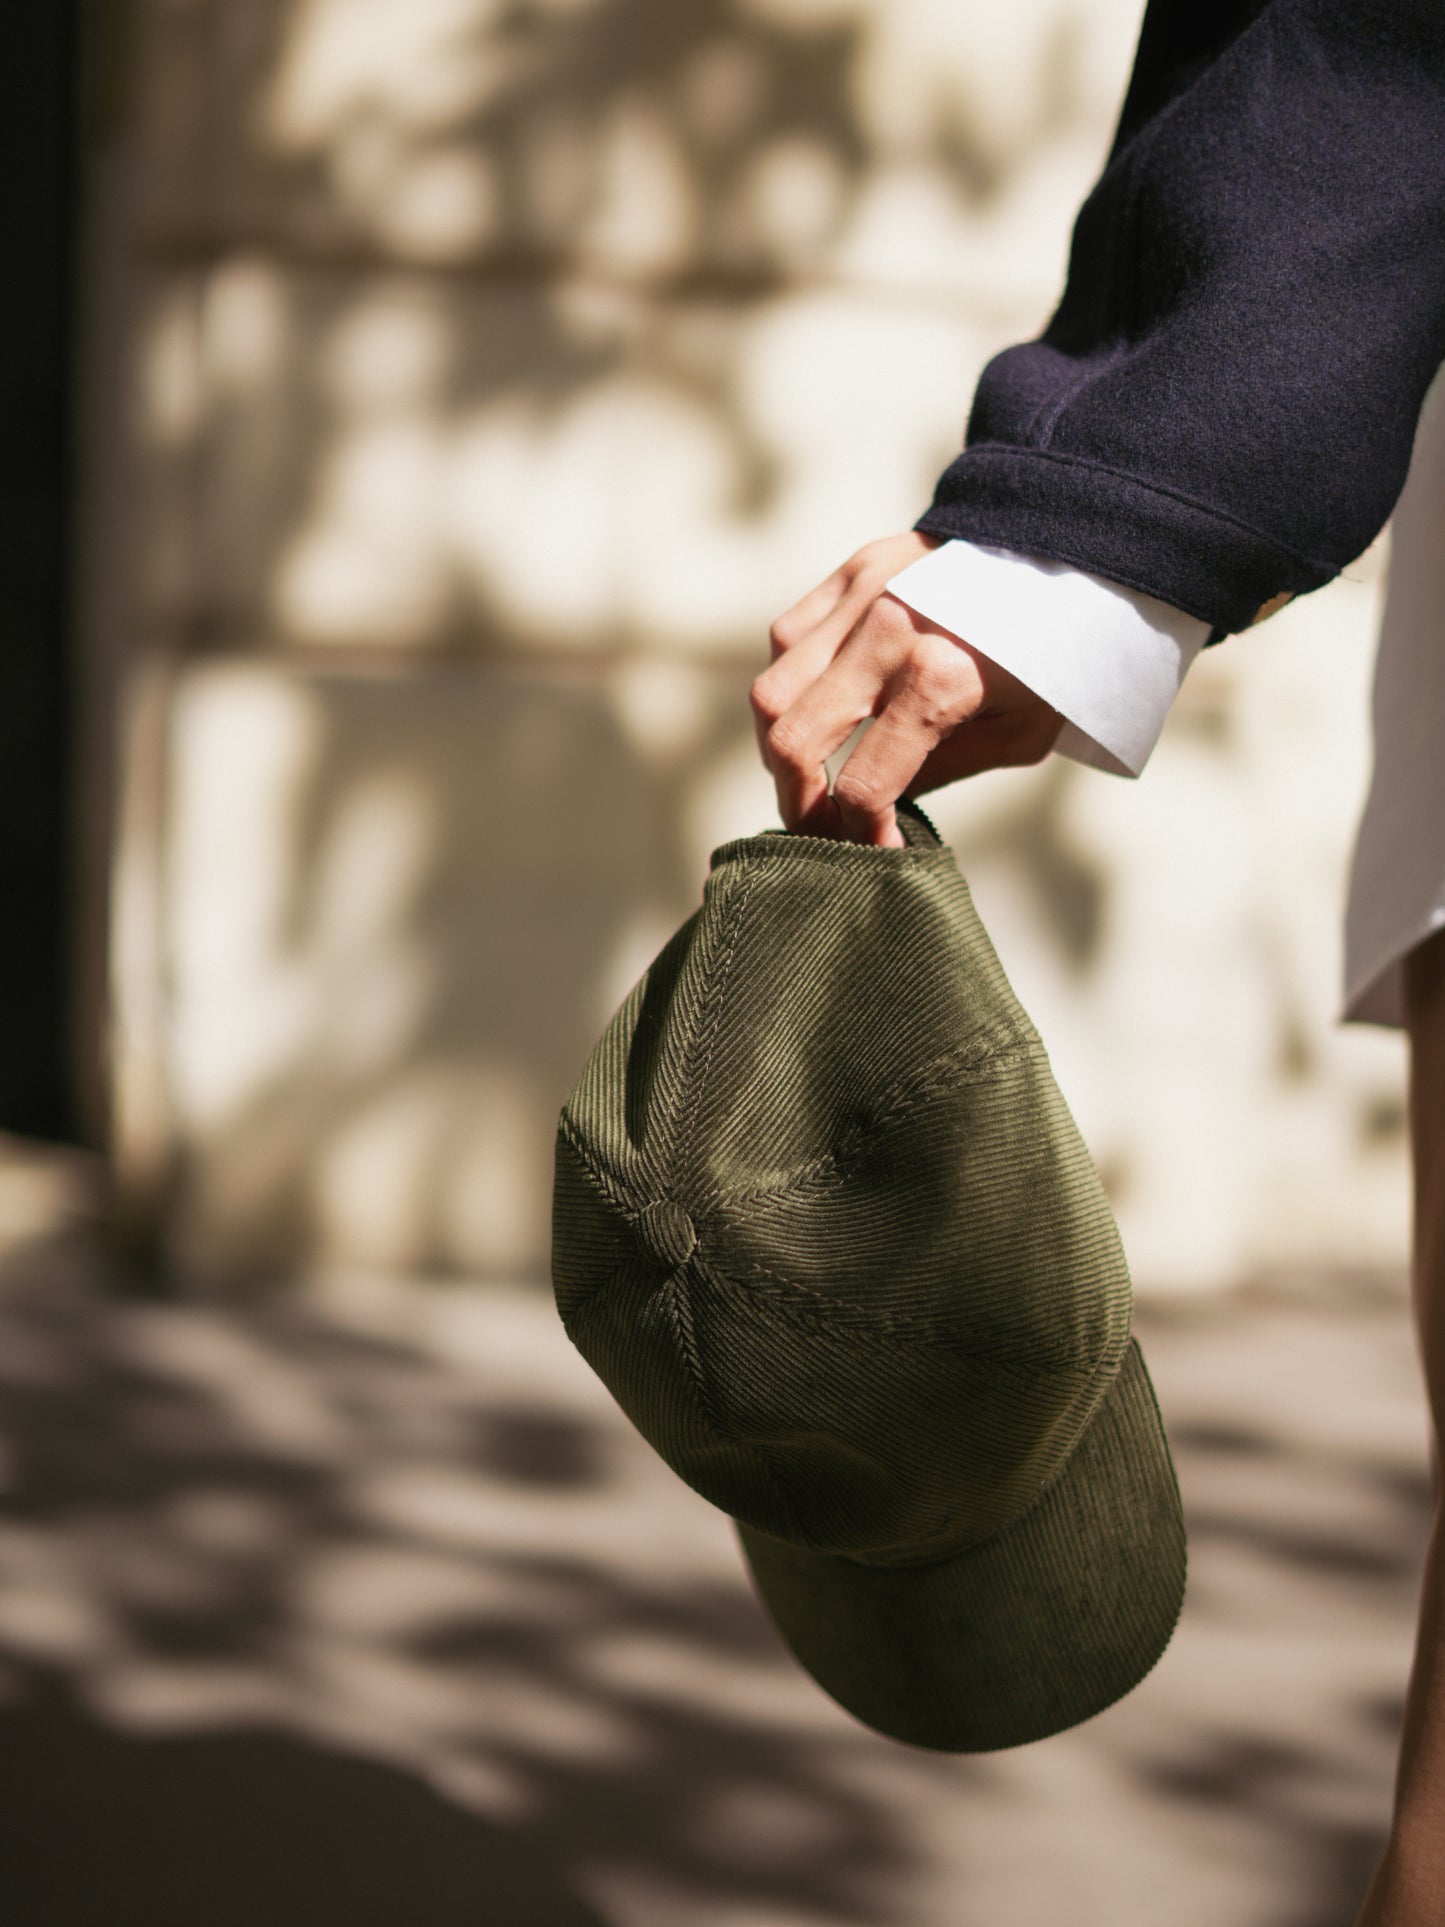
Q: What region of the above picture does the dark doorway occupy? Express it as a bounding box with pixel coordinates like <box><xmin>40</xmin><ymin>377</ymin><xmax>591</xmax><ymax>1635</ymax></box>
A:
<box><xmin>0</xmin><ymin>0</ymin><xmax>85</xmax><ymax>1142</ymax></box>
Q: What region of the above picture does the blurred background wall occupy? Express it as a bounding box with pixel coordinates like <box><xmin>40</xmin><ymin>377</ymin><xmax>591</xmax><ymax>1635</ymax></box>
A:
<box><xmin>74</xmin><ymin>0</ymin><xmax>1410</xmax><ymax>1297</ymax></box>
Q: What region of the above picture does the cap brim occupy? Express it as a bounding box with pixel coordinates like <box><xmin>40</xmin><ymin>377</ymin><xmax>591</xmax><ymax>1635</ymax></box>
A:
<box><xmin>735</xmin><ymin>1335</ymin><xmax>1186</xmax><ymax>1752</ymax></box>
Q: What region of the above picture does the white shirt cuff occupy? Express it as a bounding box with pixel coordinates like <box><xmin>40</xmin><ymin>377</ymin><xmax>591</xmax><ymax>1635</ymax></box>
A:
<box><xmin>886</xmin><ymin>539</ymin><xmax>1211</xmax><ymax>777</ymax></box>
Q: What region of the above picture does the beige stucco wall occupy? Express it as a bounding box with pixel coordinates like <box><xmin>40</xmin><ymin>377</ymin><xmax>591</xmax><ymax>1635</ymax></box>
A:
<box><xmin>99</xmin><ymin>0</ymin><xmax>1410</xmax><ymax>1294</ymax></box>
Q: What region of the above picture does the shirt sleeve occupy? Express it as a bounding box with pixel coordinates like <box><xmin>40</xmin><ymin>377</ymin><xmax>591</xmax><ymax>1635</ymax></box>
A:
<box><xmin>887</xmin><ymin>539</ymin><xmax>1209</xmax><ymax>778</ymax></box>
<box><xmin>915</xmin><ymin>0</ymin><xmax>1445</xmax><ymax>638</ymax></box>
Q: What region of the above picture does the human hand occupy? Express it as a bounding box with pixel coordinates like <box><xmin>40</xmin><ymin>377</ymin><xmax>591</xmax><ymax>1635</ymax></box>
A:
<box><xmin>752</xmin><ymin>532</ymin><xmax>1065</xmax><ymax>848</ymax></box>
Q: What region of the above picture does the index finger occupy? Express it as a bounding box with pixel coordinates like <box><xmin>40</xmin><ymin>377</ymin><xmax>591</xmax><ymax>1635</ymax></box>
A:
<box><xmin>769</xmin><ymin>565</ymin><xmax>850</xmax><ymax>658</ymax></box>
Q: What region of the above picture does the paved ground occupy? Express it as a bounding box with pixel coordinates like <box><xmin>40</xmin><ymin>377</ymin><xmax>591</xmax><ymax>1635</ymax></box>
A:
<box><xmin>0</xmin><ymin>1245</ymin><xmax>1435</xmax><ymax>1927</ymax></box>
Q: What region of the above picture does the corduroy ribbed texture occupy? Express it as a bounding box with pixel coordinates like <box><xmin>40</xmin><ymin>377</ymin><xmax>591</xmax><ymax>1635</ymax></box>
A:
<box><xmin>551</xmin><ymin>799</ymin><xmax>1187</xmax><ymax>1751</ymax></box>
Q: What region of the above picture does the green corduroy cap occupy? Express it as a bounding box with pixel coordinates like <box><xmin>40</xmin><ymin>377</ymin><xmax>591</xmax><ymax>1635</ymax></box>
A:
<box><xmin>551</xmin><ymin>797</ymin><xmax>1186</xmax><ymax>1751</ymax></box>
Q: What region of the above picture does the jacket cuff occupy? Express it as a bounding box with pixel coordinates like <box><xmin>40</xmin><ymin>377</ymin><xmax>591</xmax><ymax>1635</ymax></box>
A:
<box><xmin>916</xmin><ymin>445</ymin><xmax>1325</xmax><ymax>636</ymax></box>
<box><xmin>886</xmin><ymin>538</ymin><xmax>1209</xmax><ymax>778</ymax></box>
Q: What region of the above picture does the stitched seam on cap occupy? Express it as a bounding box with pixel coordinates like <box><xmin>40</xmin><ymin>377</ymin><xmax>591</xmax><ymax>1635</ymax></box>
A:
<box><xmin>711</xmin><ymin>837</ymin><xmax>954</xmax><ymax>875</ymax></box>
<box><xmin>663</xmin><ymin>1269</ymin><xmax>710</xmax><ymax>1399</ymax></box>
<box><xmin>718</xmin><ymin>1029</ymin><xmax>1038</xmax><ymax>1214</ymax></box>
<box><xmin>696</xmin><ymin>1250</ymin><xmax>1095</xmax><ymax>1374</ymax></box>
<box><xmin>556</xmin><ymin>1253</ymin><xmax>644</xmax><ymax>1345</ymax></box>
<box><xmin>661</xmin><ymin>1268</ymin><xmax>807</xmax><ymax>1537</ymax></box>
<box><xmin>556</xmin><ymin>1111</ymin><xmax>635</xmax><ymax>1218</ymax></box>
<box><xmin>671</xmin><ymin>865</ymin><xmax>761</xmax><ymax>1182</ymax></box>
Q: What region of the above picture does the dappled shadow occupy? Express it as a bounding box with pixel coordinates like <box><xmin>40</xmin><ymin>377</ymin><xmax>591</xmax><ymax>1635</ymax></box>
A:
<box><xmin>1139</xmin><ymin>1728</ymin><xmax>1394</xmax><ymax>1927</ymax></box>
<box><xmin>0</xmin><ymin>1251</ymin><xmax>922</xmax><ymax>1926</ymax></box>
<box><xmin>1114</xmin><ymin>1279</ymin><xmax>1436</xmax><ymax>1927</ymax></box>
<box><xmin>946</xmin><ymin>756</ymin><xmax>1109</xmax><ymax>970</ymax></box>
<box><xmin>128</xmin><ymin>0</ymin><xmax>1100</xmax><ymax>659</ymax></box>
<box><xmin>0</xmin><ymin>1247</ymin><xmax>1436</xmax><ymax>1924</ymax></box>
<box><xmin>2</xmin><ymin>1678</ymin><xmax>607</xmax><ymax>1927</ymax></box>
<box><xmin>154</xmin><ymin>661</ymin><xmax>752</xmax><ymax>1283</ymax></box>
<box><xmin>137</xmin><ymin>0</ymin><xmax>1091</xmax><ymax>277</ymax></box>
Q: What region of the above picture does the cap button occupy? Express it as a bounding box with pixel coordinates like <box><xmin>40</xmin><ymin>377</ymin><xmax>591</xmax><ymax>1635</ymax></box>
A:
<box><xmin>635</xmin><ymin>1200</ymin><xmax>697</xmax><ymax>1270</ymax></box>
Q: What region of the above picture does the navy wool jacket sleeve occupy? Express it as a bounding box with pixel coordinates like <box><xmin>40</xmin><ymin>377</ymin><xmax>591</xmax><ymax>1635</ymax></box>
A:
<box><xmin>915</xmin><ymin>0</ymin><xmax>1445</xmax><ymax>639</ymax></box>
